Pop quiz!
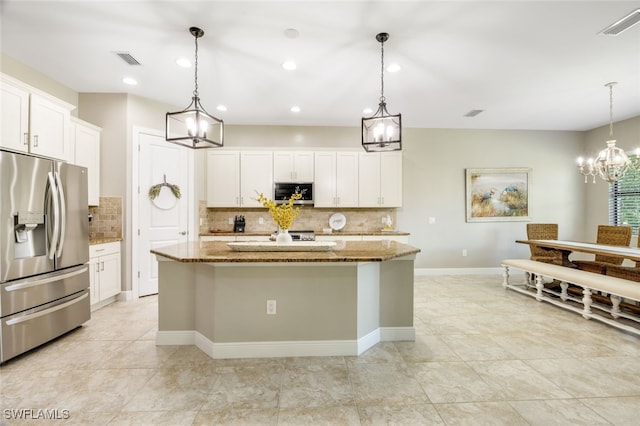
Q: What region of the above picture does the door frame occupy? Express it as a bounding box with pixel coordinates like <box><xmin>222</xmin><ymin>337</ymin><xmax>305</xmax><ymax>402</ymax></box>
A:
<box><xmin>131</xmin><ymin>126</ymin><xmax>195</xmax><ymax>299</ymax></box>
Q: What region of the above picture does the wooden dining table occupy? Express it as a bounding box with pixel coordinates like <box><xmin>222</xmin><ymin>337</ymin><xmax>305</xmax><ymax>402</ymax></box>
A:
<box><xmin>516</xmin><ymin>239</ymin><xmax>640</xmax><ymax>267</ymax></box>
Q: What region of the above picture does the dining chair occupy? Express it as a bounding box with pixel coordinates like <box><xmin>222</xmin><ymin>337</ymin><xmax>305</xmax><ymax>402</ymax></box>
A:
<box><xmin>574</xmin><ymin>225</ymin><xmax>632</xmax><ymax>274</ymax></box>
<box><xmin>526</xmin><ymin>223</ymin><xmax>562</xmax><ymax>264</ymax></box>
<box><xmin>605</xmin><ymin>233</ymin><xmax>640</xmax><ymax>282</ymax></box>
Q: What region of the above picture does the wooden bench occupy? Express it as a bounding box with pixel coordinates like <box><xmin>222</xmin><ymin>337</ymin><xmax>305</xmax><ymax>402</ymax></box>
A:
<box><xmin>502</xmin><ymin>258</ymin><xmax>640</xmax><ymax>336</ymax></box>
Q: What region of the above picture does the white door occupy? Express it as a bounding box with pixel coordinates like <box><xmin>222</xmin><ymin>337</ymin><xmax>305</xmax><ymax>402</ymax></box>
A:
<box><xmin>138</xmin><ymin>131</ymin><xmax>190</xmax><ymax>296</ymax></box>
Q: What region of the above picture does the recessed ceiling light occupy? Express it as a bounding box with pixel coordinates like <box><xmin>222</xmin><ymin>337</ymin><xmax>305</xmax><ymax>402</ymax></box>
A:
<box><xmin>387</xmin><ymin>63</ymin><xmax>401</xmax><ymax>73</ymax></box>
<box><xmin>216</xmin><ymin>105</ymin><xmax>227</xmax><ymax>112</ymax></box>
<box><xmin>290</xmin><ymin>105</ymin><xmax>301</xmax><ymax>113</ymax></box>
<box><xmin>363</xmin><ymin>107</ymin><xmax>373</xmax><ymax>115</ymax></box>
<box><xmin>176</xmin><ymin>57</ymin><xmax>192</xmax><ymax>68</ymax></box>
<box><xmin>282</xmin><ymin>60</ymin><xmax>297</xmax><ymax>71</ymax></box>
<box><xmin>284</xmin><ymin>28</ymin><xmax>300</xmax><ymax>39</ymax></box>
<box><xmin>122</xmin><ymin>77</ymin><xmax>138</xmax><ymax>86</ymax></box>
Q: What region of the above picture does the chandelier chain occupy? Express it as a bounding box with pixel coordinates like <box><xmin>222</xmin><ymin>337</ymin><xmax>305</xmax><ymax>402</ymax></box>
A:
<box><xmin>193</xmin><ymin>32</ymin><xmax>199</xmax><ymax>99</ymax></box>
<box><xmin>609</xmin><ymin>83</ymin><xmax>614</xmax><ymax>139</ymax></box>
<box><xmin>379</xmin><ymin>39</ymin><xmax>385</xmax><ymax>103</ymax></box>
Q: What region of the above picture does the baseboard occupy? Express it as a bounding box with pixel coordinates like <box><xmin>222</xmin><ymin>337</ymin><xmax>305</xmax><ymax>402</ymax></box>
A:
<box><xmin>159</xmin><ymin>327</ymin><xmax>416</xmax><ymax>359</ymax></box>
<box><xmin>415</xmin><ymin>267</ymin><xmax>502</xmax><ymax>276</ymax></box>
<box><xmin>156</xmin><ymin>330</ymin><xmax>195</xmax><ymax>346</ymax></box>
<box><xmin>117</xmin><ymin>290</ymin><xmax>134</xmax><ymax>302</ymax></box>
<box><xmin>206</xmin><ymin>338</ymin><xmax>359</xmax><ymax>359</ymax></box>
<box><xmin>357</xmin><ymin>328</ymin><xmax>380</xmax><ymax>354</ymax></box>
<box><xmin>380</xmin><ymin>326</ymin><xmax>415</xmax><ymax>341</ymax></box>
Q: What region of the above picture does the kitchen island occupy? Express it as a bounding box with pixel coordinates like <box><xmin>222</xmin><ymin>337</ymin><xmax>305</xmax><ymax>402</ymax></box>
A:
<box><xmin>151</xmin><ymin>240</ymin><xmax>420</xmax><ymax>359</ymax></box>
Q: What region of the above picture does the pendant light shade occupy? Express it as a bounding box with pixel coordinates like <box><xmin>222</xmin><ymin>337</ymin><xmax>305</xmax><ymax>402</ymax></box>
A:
<box><xmin>362</xmin><ymin>32</ymin><xmax>402</xmax><ymax>152</ymax></box>
<box><xmin>166</xmin><ymin>27</ymin><xmax>224</xmax><ymax>149</ymax></box>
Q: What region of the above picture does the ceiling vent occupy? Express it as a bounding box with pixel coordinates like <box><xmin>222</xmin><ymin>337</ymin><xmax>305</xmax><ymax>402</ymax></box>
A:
<box><xmin>600</xmin><ymin>8</ymin><xmax>640</xmax><ymax>35</ymax></box>
<box><xmin>464</xmin><ymin>109</ymin><xmax>484</xmax><ymax>118</ymax></box>
<box><xmin>115</xmin><ymin>52</ymin><xmax>141</xmax><ymax>65</ymax></box>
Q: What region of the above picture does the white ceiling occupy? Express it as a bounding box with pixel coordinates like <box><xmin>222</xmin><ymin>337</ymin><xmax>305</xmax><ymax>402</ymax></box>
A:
<box><xmin>2</xmin><ymin>0</ymin><xmax>639</xmax><ymax>131</ymax></box>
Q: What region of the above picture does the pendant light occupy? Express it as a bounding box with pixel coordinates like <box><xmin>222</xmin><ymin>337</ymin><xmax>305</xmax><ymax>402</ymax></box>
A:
<box><xmin>577</xmin><ymin>82</ymin><xmax>630</xmax><ymax>183</ymax></box>
<box><xmin>361</xmin><ymin>32</ymin><xmax>402</xmax><ymax>152</ymax></box>
<box><xmin>166</xmin><ymin>27</ymin><xmax>224</xmax><ymax>149</ymax></box>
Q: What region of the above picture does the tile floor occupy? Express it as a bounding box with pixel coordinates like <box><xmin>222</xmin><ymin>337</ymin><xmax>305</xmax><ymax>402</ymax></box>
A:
<box><xmin>2</xmin><ymin>274</ymin><xmax>640</xmax><ymax>425</ymax></box>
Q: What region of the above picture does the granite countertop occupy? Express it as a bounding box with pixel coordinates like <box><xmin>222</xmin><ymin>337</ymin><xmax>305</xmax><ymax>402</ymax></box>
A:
<box><xmin>151</xmin><ymin>240</ymin><xmax>420</xmax><ymax>263</ymax></box>
<box><xmin>90</xmin><ymin>237</ymin><xmax>123</xmax><ymax>245</ymax></box>
<box><xmin>201</xmin><ymin>230</ymin><xmax>410</xmax><ymax>237</ymax></box>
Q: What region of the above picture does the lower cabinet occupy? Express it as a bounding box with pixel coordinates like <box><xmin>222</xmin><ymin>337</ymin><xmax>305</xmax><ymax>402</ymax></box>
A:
<box><xmin>89</xmin><ymin>241</ymin><xmax>121</xmax><ymax>309</ymax></box>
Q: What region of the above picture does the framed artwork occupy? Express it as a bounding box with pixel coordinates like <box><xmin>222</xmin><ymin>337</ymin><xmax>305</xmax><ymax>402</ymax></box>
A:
<box><xmin>466</xmin><ymin>168</ymin><xmax>531</xmax><ymax>222</ymax></box>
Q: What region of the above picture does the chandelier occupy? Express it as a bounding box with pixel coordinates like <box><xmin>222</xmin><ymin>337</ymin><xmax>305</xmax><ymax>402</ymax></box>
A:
<box><xmin>577</xmin><ymin>82</ymin><xmax>632</xmax><ymax>183</ymax></box>
<box><xmin>361</xmin><ymin>32</ymin><xmax>402</xmax><ymax>152</ymax></box>
<box><xmin>166</xmin><ymin>27</ymin><xmax>224</xmax><ymax>149</ymax></box>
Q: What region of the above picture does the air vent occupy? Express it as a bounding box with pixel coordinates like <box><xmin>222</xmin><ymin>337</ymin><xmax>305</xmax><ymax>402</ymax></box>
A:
<box><xmin>464</xmin><ymin>109</ymin><xmax>484</xmax><ymax>118</ymax></box>
<box><xmin>601</xmin><ymin>8</ymin><xmax>640</xmax><ymax>35</ymax></box>
<box><xmin>115</xmin><ymin>52</ymin><xmax>141</xmax><ymax>65</ymax></box>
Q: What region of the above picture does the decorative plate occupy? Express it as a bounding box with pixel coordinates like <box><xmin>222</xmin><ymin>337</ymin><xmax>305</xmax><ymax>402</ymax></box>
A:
<box><xmin>329</xmin><ymin>213</ymin><xmax>346</xmax><ymax>231</ymax></box>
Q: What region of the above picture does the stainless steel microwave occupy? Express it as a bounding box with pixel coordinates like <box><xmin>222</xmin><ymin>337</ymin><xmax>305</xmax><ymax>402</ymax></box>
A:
<box><xmin>273</xmin><ymin>182</ymin><xmax>314</xmax><ymax>205</ymax></box>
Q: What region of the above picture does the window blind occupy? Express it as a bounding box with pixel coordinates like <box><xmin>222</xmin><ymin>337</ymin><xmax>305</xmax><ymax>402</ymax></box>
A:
<box><xmin>609</xmin><ymin>156</ymin><xmax>640</xmax><ymax>235</ymax></box>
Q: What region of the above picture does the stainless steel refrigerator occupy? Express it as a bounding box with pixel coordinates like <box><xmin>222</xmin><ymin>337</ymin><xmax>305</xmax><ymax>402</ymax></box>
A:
<box><xmin>0</xmin><ymin>149</ymin><xmax>90</xmax><ymax>363</ymax></box>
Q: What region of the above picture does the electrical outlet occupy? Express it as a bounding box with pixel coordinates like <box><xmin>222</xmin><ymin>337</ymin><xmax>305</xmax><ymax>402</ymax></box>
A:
<box><xmin>266</xmin><ymin>299</ymin><xmax>277</xmax><ymax>315</ymax></box>
<box><xmin>259</xmin><ymin>217</ymin><xmax>264</xmax><ymax>225</ymax></box>
<box><xmin>462</xmin><ymin>249</ymin><xmax>468</xmax><ymax>257</ymax></box>
<box><xmin>428</xmin><ymin>217</ymin><xmax>436</xmax><ymax>224</ymax></box>
<box><xmin>199</xmin><ymin>218</ymin><xmax>204</xmax><ymax>226</ymax></box>
<box><xmin>228</xmin><ymin>217</ymin><xmax>234</xmax><ymax>225</ymax></box>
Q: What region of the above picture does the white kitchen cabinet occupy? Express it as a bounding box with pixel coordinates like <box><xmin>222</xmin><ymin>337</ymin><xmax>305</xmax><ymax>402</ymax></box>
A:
<box><xmin>273</xmin><ymin>151</ymin><xmax>314</xmax><ymax>182</ymax></box>
<box><xmin>89</xmin><ymin>241</ymin><xmax>121</xmax><ymax>309</ymax></box>
<box><xmin>0</xmin><ymin>74</ymin><xmax>74</xmax><ymax>161</ymax></box>
<box><xmin>206</xmin><ymin>151</ymin><xmax>273</xmax><ymax>207</ymax></box>
<box><xmin>313</xmin><ymin>151</ymin><xmax>359</xmax><ymax>207</ymax></box>
<box><xmin>207</xmin><ymin>151</ymin><xmax>240</xmax><ymax>207</ymax></box>
<box><xmin>240</xmin><ymin>151</ymin><xmax>273</xmax><ymax>207</ymax></box>
<box><xmin>72</xmin><ymin>117</ymin><xmax>101</xmax><ymax>206</ymax></box>
<box><xmin>0</xmin><ymin>76</ymin><xmax>29</xmax><ymax>152</ymax></box>
<box><xmin>358</xmin><ymin>151</ymin><xmax>403</xmax><ymax>207</ymax></box>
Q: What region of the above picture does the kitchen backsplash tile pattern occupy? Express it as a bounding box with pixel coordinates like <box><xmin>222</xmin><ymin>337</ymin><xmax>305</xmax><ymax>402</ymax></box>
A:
<box><xmin>199</xmin><ymin>201</ymin><xmax>397</xmax><ymax>234</ymax></box>
<box><xmin>89</xmin><ymin>196</ymin><xmax>123</xmax><ymax>240</ymax></box>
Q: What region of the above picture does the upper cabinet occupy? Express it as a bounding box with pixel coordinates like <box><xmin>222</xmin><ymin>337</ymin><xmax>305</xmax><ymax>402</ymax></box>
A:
<box><xmin>313</xmin><ymin>151</ymin><xmax>359</xmax><ymax>207</ymax></box>
<box><xmin>206</xmin><ymin>151</ymin><xmax>273</xmax><ymax>207</ymax></box>
<box><xmin>1</xmin><ymin>74</ymin><xmax>74</xmax><ymax>162</ymax></box>
<box><xmin>273</xmin><ymin>151</ymin><xmax>314</xmax><ymax>182</ymax></box>
<box><xmin>358</xmin><ymin>151</ymin><xmax>403</xmax><ymax>207</ymax></box>
<box><xmin>72</xmin><ymin>117</ymin><xmax>101</xmax><ymax>206</ymax></box>
<box><xmin>240</xmin><ymin>151</ymin><xmax>273</xmax><ymax>207</ymax></box>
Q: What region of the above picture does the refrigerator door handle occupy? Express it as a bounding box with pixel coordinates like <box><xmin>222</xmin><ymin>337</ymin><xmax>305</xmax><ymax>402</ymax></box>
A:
<box><xmin>47</xmin><ymin>172</ymin><xmax>60</xmax><ymax>260</ymax></box>
<box><xmin>4</xmin><ymin>265</ymin><xmax>88</xmax><ymax>292</ymax></box>
<box><xmin>5</xmin><ymin>292</ymin><xmax>88</xmax><ymax>326</ymax></box>
<box><xmin>54</xmin><ymin>171</ymin><xmax>66</xmax><ymax>257</ymax></box>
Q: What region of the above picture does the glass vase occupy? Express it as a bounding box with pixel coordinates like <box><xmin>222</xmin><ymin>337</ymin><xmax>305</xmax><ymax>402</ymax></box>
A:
<box><xmin>276</xmin><ymin>229</ymin><xmax>293</xmax><ymax>244</ymax></box>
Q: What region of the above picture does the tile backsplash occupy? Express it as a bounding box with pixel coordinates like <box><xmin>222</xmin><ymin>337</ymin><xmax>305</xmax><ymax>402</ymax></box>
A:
<box><xmin>199</xmin><ymin>201</ymin><xmax>397</xmax><ymax>234</ymax></box>
<box><xmin>89</xmin><ymin>196</ymin><xmax>123</xmax><ymax>240</ymax></box>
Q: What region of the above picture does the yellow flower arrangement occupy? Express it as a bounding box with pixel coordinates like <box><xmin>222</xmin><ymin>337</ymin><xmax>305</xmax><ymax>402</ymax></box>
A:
<box><xmin>256</xmin><ymin>188</ymin><xmax>305</xmax><ymax>229</ymax></box>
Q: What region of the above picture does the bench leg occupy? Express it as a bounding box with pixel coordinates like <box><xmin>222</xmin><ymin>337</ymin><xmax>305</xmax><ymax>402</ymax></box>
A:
<box><xmin>582</xmin><ymin>288</ymin><xmax>592</xmax><ymax>319</ymax></box>
<box><xmin>535</xmin><ymin>274</ymin><xmax>544</xmax><ymax>301</ymax></box>
<box><xmin>560</xmin><ymin>282</ymin><xmax>569</xmax><ymax>301</ymax></box>
<box><xmin>502</xmin><ymin>265</ymin><xmax>510</xmax><ymax>289</ymax></box>
<box><xmin>611</xmin><ymin>295</ymin><xmax>621</xmax><ymax>319</ymax></box>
